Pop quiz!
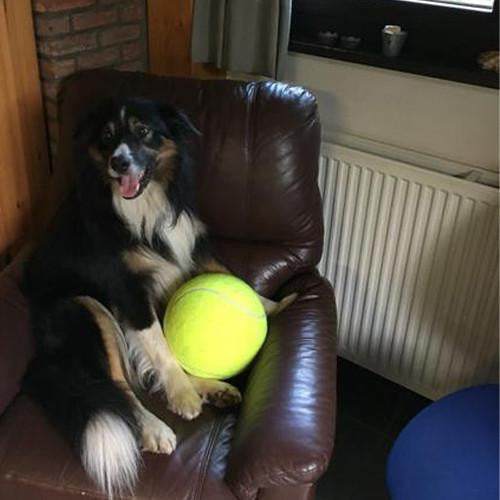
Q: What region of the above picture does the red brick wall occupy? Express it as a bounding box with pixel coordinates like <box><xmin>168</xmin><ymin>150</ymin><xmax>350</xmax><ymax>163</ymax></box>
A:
<box><xmin>32</xmin><ymin>0</ymin><xmax>148</xmax><ymax>158</ymax></box>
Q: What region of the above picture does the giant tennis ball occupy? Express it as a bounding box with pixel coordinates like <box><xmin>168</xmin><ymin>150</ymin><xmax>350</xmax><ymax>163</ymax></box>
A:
<box><xmin>163</xmin><ymin>274</ymin><xmax>267</xmax><ymax>379</ymax></box>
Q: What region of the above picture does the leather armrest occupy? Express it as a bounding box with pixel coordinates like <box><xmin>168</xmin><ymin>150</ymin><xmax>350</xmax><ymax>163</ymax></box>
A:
<box><xmin>0</xmin><ymin>257</ymin><xmax>33</xmax><ymax>415</ymax></box>
<box><xmin>226</xmin><ymin>272</ymin><xmax>337</xmax><ymax>499</ymax></box>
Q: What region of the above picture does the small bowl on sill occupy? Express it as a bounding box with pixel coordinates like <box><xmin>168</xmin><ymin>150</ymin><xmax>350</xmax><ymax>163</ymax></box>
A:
<box><xmin>318</xmin><ymin>30</ymin><xmax>339</xmax><ymax>47</ymax></box>
<box><xmin>340</xmin><ymin>35</ymin><xmax>361</xmax><ymax>50</ymax></box>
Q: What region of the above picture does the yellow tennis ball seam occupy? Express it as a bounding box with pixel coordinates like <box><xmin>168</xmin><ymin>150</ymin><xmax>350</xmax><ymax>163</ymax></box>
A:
<box><xmin>167</xmin><ymin>287</ymin><xmax>266</xmax><ymax>319</ymax></box>
<box><xmin>165</xmin><ymin>326</ymin><xmax>265</xmax><ymax>379</ymax></box>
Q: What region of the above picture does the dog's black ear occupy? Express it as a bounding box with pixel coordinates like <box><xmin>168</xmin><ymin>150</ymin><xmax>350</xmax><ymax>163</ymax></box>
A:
<box><xmin>157</xmin><ymin>104</ymin><xmax>199</xmax><ymax>219</ymax></box>
<box><xmin>73</xmin><ymin>99</ymin><xmax>114</xmax><ymax>147</ymax></box>
<box><xmin>72</xmin><ymin>111</ymin><xmax>98</xmax><ymax>173</ymax></box>
<box><xmin>159</xmin><ymin>104</ymin><xmax>200</xmax><ymax>140</ymax></box>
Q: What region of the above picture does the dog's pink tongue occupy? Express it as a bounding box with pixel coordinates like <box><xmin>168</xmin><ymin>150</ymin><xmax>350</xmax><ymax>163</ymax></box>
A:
<box><xmin>119</xmin><ymin>174</ymin><xmax>140</xmax><ymax>198</ymax></box>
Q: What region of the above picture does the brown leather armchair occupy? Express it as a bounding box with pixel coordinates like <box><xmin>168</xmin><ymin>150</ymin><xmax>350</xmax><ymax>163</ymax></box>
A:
<box><xmin>0</xmin><ymin>71</ymin><xmax>337</xmax><ymax>500</ymax></box>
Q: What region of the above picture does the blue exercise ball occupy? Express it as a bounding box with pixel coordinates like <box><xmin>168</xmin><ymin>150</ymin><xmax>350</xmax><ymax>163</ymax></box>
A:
<box><xmin>387</xmin><ymin>384</ymin><xmax>499</xmax><ymax>500</ymax></box>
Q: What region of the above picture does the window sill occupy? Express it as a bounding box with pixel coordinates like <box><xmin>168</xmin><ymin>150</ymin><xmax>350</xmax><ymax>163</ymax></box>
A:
<box><xmin>289</xmin><ymin>38</ymin><xmax>499</xmax><ymax>89</ymax></box>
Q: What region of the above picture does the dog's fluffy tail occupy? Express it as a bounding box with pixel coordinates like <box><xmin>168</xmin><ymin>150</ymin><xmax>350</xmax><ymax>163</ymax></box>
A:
<box><xmin>82</xmin><ymin>410</ymin><xmax>139</xmax><ymax>497</ymax></box>
<box><xmin>21</xmin><ymin>295</ymin><xmax>143</xmax><ymax>498</ymax></box>
<box><xmin>25</xmin><ymin>359</ymin><xmax>140</xmax><ymax>498</ymax></box>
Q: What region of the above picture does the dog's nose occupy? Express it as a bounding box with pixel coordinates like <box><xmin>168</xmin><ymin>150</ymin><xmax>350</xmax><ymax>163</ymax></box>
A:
<box><xmin>110</xmin><ymin>154</ymin><xmax>131</xmax><ymax>174</ymax></box>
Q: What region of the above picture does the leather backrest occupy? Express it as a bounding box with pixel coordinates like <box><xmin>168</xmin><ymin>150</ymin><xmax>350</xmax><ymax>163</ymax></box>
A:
<box><xmin>57</xmin><ymin>70</ymin><xmax>323</xmax><ymax>295</ymax></box>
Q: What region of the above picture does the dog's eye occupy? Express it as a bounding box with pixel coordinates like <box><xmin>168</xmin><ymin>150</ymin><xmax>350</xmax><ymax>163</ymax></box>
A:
<box><xmin>101</xmin><ymin>128</ymin><xmax>113</xmax><ymax>144</ymax></box>
<box><xmin>136</xmin><ymin>125</ymin><xmax>150</xmax><ymax>138</ymax></box>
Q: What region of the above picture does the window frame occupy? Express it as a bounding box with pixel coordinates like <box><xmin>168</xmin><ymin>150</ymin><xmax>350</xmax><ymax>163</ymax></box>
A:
<box><xmin>397</xmin><ymin>0</ymin><xmax>495</xmax><ymax>13</ymax></box>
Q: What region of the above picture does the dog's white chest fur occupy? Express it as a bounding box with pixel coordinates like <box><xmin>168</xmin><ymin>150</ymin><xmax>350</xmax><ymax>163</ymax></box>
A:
<box><xmin>113</xmin><ymin>181</ymin><xmax>204</xmax><ymax>264</ymax></box>
<box><xmin>114</xmin><ymin>181</ymin><xmax>206</xmax><ymax>299</ymax></box>
<box><xmin>113</xmin><ymin>181</ymin><xmax>167</xmax><ymax>243</ymax></box>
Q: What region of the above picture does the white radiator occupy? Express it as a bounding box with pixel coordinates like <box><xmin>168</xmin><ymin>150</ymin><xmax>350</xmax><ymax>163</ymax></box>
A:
<box><xmin>318</xmin><ymin>143</ymin><xmax>499</xmax><ymax>399</ymax></box>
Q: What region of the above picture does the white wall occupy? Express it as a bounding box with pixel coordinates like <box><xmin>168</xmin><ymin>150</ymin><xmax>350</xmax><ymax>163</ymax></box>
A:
<box><xmin>283</xmin><ymin>52</ymin><xmax>499</xmax><ymax>174</ymax></box>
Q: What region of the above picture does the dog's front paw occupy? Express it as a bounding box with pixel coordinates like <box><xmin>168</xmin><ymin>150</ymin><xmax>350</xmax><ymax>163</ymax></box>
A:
<box><xmin>190</xmin><ymin>378</ymin><xmax>242</xmax><ymax>407</ymax></box>
<box><xmin>168</xmin><ymin>387</ymin><xmax>203</xmax><ymax>420</ymax></box>
<box><xmin>140</xmin><ymin>411</ymin><xmax>176</xmax><ymax>454</ymax></box>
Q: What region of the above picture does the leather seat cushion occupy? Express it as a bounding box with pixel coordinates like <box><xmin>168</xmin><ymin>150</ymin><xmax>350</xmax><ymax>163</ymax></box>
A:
<box><xmin>0</xmin><ymin>395</ymin><xmax>237</xmax><ymax>500</ymax></box>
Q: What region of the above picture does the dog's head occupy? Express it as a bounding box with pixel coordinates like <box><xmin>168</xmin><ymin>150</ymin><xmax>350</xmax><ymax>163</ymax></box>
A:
<box><xmin>75</xmin><ymin>98</ymin><xmax>198</xmax><ymax>200</ymax></box>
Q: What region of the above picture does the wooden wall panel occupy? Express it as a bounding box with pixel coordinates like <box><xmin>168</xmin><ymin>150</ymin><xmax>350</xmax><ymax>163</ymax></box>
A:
<box><xmin>0</xmin><ymin>0</ymin><xmax>50</xmax><ymax>267</ymax></box>
<box><xmin>147</xmin><ymin>0</ymin><xmax>225</xmax><ymax>78</ymax></box>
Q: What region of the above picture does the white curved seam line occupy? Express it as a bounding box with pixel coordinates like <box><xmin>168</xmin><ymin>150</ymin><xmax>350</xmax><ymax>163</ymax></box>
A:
<box><xmin>168</xmin><ymin>287</ymin><xmax>266</xmax><ymax>319</ymax></box>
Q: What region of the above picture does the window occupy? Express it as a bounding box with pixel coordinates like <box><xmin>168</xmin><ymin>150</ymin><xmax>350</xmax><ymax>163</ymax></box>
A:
<box><xmin>289</xmin><ymin>0</ymin><xmax>499</xmax><ymax>88</ymax></box>
<box><xmin>395</xmin><ymin>0</ymin><xmax>495</xmax><ymax>13</ymax></box>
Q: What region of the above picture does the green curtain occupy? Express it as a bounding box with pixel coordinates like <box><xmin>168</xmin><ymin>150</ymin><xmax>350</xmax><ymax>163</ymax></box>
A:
<box><xmin>191</xmin><ymin>0</ymin><xmax>292</xmax><ymax>79</ymax></box>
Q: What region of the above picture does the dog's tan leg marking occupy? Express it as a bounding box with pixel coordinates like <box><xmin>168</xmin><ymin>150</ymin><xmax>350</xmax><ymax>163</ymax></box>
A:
<box><xmin>77</xmin><ymin>297</ymin><xmax>176</xmax><ymax>454</ymax></box>
<box><xmin>123</xmin><ymin>247</ymin><xmax>184</xmax><ymax>302</ymax></box>
<box><xmin>135</xmin><ymin>319</ymin><xmax>202</xmax><ymax>420</ymax></box>
<box><xmin>188</xmin><ymin>376</ymin><xmax>242</xmax><ymax>408</ymax></box>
